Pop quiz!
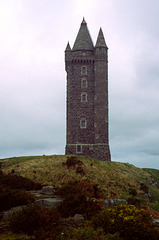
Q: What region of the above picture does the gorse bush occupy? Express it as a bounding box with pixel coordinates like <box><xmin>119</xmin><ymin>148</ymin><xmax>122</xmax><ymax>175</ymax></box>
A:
<box><xmin>58</xmin><ymin>193</ymin><xmax>101</xmax><ymax>219</ymax></box>
<box><xmin>9</xmin><ymin>204</ymin><xmax>61</xmax><ymax>239</ymax></box>
<box><xmin>92</xmin><ymin>204</ymin><xmax>159</xmax><ymax>240</ymax></box>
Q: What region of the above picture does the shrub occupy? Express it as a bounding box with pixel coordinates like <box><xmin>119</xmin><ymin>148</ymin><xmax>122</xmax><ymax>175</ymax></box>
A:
<box><xmin>128</xmin><ymin>188</ymin><xmax>137</xmax><ymax>197</ymax></box>
<box><xmin>60</xmin><ymin>226</ymin><xmax>121</xmax><ymax>240</ymax></box>
<box><xmin>92</xmin><ymin>204</ymin><xmax>159</xmax><ymax>240</ymax></box>
<box><xmin>127</xmin><ymin>197</ymin><xmax>141</xmax><ymax>208</ymax></box>
<box><xmin>64</xmin><ymin>156</ymin><xmax>83</xmax><ymax>168</ymax></box>
<box><xmin>58</xmin><ymin>193</ymin><xmax>101</xmax><ymax>219</ymax></box>
<box><xmin>60</xmin><ymin>227</ymin><xmax>106</xmax><ymax>240</ymax></box>
<box><xmin>56</xmin><ymin>180</ymin><xmax>104</xmax><ymax>198</ymax></box>
<box><xmin>9</xmin><ymin>204</ymin><xmax>61</xmax><ymax>239</ymax></box>
<box><xmin>139</xmin><ymin>182</ymin><xmax>149</xmax><ymax>193</ymax></box>
<box><xmin>0</xmin><ymin>173</ymin><xmax>42</xmax><ymax>190</ymax></box>
<box><xmin>0</xmin><ymin>185</ymin><xmax>34</xmax><ymax>211</ymax></box>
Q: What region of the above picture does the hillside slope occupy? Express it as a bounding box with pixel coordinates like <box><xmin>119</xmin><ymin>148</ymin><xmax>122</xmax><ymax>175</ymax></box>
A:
<box><xmin>1</xmin><ymin>155</ymin><xmax>159</xmax><ymax>209</ymax></box>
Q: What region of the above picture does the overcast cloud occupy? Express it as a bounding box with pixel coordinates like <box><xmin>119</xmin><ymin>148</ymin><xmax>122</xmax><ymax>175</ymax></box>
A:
<box><xmin>0</xmin><ymin>0</ymin><xmax>159</xmax><ymax>169</ymax></box>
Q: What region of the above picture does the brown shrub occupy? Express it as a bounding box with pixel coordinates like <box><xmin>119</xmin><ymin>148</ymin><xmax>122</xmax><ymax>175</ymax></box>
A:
<box><xmin>9</xmin><ymin>204</ymin><xmax>61</xmax><ymax>239</ymax></box>
<box><xmin>56</xmin><ymin>180</ymin><xmax>104</xmax><ymax>199</ymax></box>
<box><xmin>0</xmin><ymin>173</ymin><xmax>42</xmax><ymax>190</ymax></box>
<box><xmin>64</xmin><ymin>156</ymin><xmax>83</xmax><ymax>168</ymax></box>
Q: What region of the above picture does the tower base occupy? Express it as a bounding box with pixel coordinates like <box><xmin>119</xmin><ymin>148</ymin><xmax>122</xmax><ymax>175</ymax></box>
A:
<box><xmin>65</xmin><ymin>144</ymin><xmax>111</xmax><ymax>161</ymax></box>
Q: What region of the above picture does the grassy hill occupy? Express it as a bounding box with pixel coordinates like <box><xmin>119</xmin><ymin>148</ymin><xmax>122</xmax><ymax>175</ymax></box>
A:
<box><xmin>1</xmin><ymin>155</ymin><xmax>159</xmax><ymax>210</ymax></box>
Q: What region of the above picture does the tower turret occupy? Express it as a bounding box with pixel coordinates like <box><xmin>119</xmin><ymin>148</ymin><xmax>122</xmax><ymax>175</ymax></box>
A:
<box><xmin>65</xmin><ymin>42</ymin><xmax>72</xmax><ymax>71</ymax></box>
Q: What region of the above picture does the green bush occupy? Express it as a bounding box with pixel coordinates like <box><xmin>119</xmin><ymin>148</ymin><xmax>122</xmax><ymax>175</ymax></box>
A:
<box><xmin>92</xmin><ymin>204</ymin><xmax>159</xmax><ymax>240</ymax></box>
<box><xmin>0</xmin><ymin>185</ymin><xmax>34</xmax><ymax>211</ymax></box>
<box><xmin>60</xmin><ymin>226</ymin><xmax>123</xmax><ymax>240</ymax></box>
<box><xmin>0</xmin><ymin>173</ymin><xmax>42</xmax><ymax>190</ymax></box>
<box><xmin>9</xmin><ymin>204</ymin><xmax>61</xmax><ymax>239</ymax></box>
<box><xmin>58</xmin><ymin>193</ymin><xmax>101</xmax><ymax>219</ymax></box>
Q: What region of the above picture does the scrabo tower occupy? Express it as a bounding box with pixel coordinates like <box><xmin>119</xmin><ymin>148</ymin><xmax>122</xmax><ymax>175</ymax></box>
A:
<box><xmin>65</xmin><ymin>19</ymin><xmax>111</xmax><ymax>161</ymax></box>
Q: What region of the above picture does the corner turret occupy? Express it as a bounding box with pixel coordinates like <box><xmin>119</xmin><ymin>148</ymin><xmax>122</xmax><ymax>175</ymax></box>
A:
<box><xmin>65</xmin><ymin>42</ymin><xmax>72</xmax><ymax>71</ymax></box>
<box><xmin>95</xmin><ymin>28</ymin><xmax>108</xmax><ymax>61</ymax></box>
<box><xmin>95</xmin><ymin>28</ymin><xmax>108</xmax><ymax>48</ymax></box>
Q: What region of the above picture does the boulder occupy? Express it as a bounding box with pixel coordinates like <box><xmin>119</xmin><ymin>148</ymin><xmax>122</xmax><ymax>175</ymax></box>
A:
<box><xmin>3</xmin><ymin>205</ymin><xmax>26</xmax><ymax>221</ymax></box>
<box><xmin>35</xmin><ymin>198</ymin><xmax>63</xmax><ymax>209</ymax></box>
<box><xmin>41</xmin><ymin>186</ymin><xmax>55</xmax><ymax>196</ymax></box>
<box><xmin>73</xmin><ymin>214</ymin><xmax>84</xmax><ymax>223</ymax></box>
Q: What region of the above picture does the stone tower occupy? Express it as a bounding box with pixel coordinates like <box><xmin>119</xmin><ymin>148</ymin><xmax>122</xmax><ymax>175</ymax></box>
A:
<box><xmin>65</xmin><ymin>19</ymin><xmax>111</xmax><ymax>161</ymax></box>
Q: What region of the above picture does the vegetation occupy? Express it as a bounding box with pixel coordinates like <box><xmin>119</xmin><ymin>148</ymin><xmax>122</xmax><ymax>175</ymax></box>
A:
<box><xmin>92</xmin><ymin>204</ymin><xmax>159</xmax><ymax>240</ymax></box>
<box><xmin>9</xmin><ymin>204</ymin><xmax>61</xmax><ymax>240</ymax></box>
<box><xmin>1</xmin><ymin>155</ymin><xmax>159</xmax><ymax>201</ymax></box>
<box><xmin>57</xmin><ymin>193</ymin><xmax>101</xmax><ymax>219</ymax></box>
<box><xmin>0</xmin><ymin>155</ymin><xmax>159</xmax><ymax>239</ymax></box>
<box><xmin>60</xmin><ymin>226</ymin><xmax>123</xmax><ymax>240</ymax></box>
<box><xmin>0</xmin><ymin>186</ymin><xmax>34</xmax><ymax>211</ymax></box>
<box><xmin>0</xmin><ymin>171</ymin><xmax>42</xmax><ymax>211</ymax></box>
<box><xmin>0</xmin><ymin>173</ymin><xmax>42</xmax><ymax>190</ymax></box>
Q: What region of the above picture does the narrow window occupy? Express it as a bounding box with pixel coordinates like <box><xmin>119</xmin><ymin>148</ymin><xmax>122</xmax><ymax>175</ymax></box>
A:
<box><xmin>81</xmin><ymin>92</ymin><xmax>87</xmax><ymax>102</ymax></box>
<box><xmin>80</xmin><ymin>119</ymin><xmax>87</xmax><ymax>129</ymax></box>
<box><xmin>76</xmin><ymin>145</ymin><xmax>82</xmax><ymax>153</ymax></box>
<box><xmin>89</xmin><ymin>144</ymin><xmax>93</xmax><ymax>150</ymax></box>
<box><xmin>81</xmin><ymin>78</ymin><xmax>87</xmax><ymax>88</ymax></box>
<box><xmin>81</xmin><ymin>66</ymin><xmax>87</xmax><ymax>74</ymax></box>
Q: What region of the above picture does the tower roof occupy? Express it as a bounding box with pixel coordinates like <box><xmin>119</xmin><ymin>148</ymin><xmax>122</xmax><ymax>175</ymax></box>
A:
<box><xmin>72</xmin><ymin>18</ymin><xmax>94</xmax><ymax>51</ymax></box>
<box><xmin>95</xmin><ymin>28</ymin><xmax>107</xmax><ymax>48</ymax></box>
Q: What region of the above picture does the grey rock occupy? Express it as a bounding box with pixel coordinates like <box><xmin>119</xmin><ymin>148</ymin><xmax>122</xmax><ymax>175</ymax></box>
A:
<box><xmin>3</xmin><ymin>205</ymin><xmax>26</xmax><ymax>221</ymax></box>
<box><xmin>73</xmin><ymin>214</ymin><xmax>84</xmax><ymax>223</ymax></box>
<box><xmin>41</xmin><ymin>186</ymin><xmax>55</xmax><ymax>196</ymax></box>
<box><xmin>103</xmin><ymin>199</ymin><xmax>127</xmax><ymax>207</ymax></box>
<box><xmin>153</xmin><ymin>219</ymin><xmax>159</xmax><ymax>226</ymax></box>
<box><xmin>152</xmin><ymin>182</ymin><xmax>159</xmax><ymax>189</ymax></box>
<box><xmin>141</xmin><ymin>192</ymin><xmax>153</xmax><ymax>202</ymax></box>
<box><xmin>35</xmin><ymin>198</ymin><xmax>62</xmax><ymax>209</ymax></box>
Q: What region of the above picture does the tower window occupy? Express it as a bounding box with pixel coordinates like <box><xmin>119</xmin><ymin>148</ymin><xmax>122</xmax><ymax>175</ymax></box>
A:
<box><xmin>80</xmin><ymin>119</ymin><xmax>87</xmax><ymax>129</ymax></box>
<box><xmin>81</xmin><ymin>78</ymin><xmax>87</xmax><ymax>88</ymax></box>
<box><xmin>89</xmin><ymin>144</ymin><xmax>93</xmax><ymax>150</ymax></box>
<box><xmin>81</xmin><ymin>92</ymin><xmax>87</xmax><ymax>102</ymax></box>
<box><xmin>76</xmin><ymin>145</ymin><xmax>82</xmax><ymax>153</ymax></box>
<box><xmin>81</xmin><ymin>66</ymin><xmax>87</xmax><ymax>74</ymax></box>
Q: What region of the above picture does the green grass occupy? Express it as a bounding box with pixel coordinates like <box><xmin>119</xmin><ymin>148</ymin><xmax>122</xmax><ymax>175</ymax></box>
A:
<box><xmin>143</xmin><ymin>168</ymin><xmax>159</xmax><ymax>183</ymax></box>
<box><xmin>0</xmin><ymin>156</ymin><xmax>43</xmax><ymax>167</ymax></box>
<box><xmin>1</xmin><ymin>154</ymin><xmax>159</xmax><ymax>202</ymax></box>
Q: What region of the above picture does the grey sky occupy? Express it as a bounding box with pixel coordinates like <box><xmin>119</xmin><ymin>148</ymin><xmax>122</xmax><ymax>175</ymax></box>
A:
<box><xmin>0</xmin><ymin>0</ymin><xmax>159</xmax><ymax>169</ymax></box>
